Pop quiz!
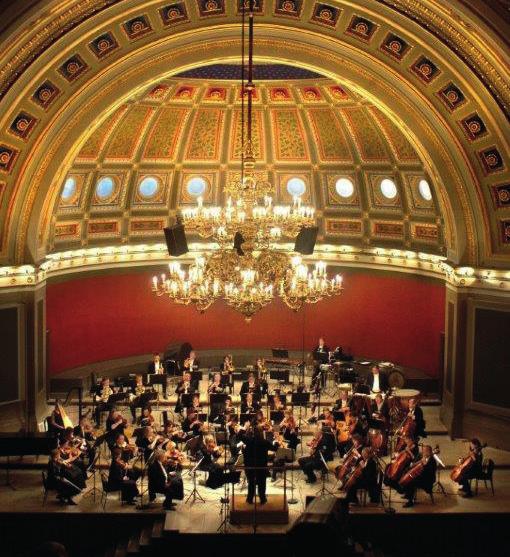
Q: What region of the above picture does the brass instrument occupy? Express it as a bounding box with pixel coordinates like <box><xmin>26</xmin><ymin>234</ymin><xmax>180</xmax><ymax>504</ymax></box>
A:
<box><xmin>99</xmin><ymin>386</ymin><xmax>113</xmax><ymax>404</ymax></box>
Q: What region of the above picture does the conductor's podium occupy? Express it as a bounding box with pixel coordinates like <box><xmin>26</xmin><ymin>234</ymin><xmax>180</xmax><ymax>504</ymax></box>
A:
<box><xmin>230</xmin><ymin>494</ymin><xmax>289</xmax><ymax>525</ymax></box>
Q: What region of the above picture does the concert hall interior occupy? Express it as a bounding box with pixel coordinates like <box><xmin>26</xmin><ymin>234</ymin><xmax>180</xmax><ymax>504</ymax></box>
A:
<box><xmin>0</xmin><ymin>1</ymin><xmax>510</xmax><ymax>556</ymax></box>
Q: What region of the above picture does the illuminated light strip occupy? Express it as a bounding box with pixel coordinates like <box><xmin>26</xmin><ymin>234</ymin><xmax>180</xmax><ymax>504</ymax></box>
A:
<box><xmin>1</xmin><ymin>244</ymin><xmax>509</xmax><ymax>291</ymax></box>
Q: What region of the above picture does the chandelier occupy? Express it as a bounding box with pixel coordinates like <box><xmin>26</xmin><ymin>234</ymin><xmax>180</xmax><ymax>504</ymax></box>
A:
<box><xmin>152</xmin><ymin>0</ymin><xmax>343</xmax><ymax>321</ymax></box>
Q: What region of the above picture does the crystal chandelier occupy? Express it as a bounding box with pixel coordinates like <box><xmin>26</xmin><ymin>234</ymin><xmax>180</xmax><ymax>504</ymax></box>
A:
<box><xmin>152</xmin><ymin>0</ymin><xmax>343</xmax><ymax>321</ymax></box>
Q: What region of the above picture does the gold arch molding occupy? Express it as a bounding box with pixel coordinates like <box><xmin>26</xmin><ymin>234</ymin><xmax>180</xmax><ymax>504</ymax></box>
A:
<box><xmin>0</xmin><ymin>1</ymin><xmax>508</xmax><ymax>268</ymax></box>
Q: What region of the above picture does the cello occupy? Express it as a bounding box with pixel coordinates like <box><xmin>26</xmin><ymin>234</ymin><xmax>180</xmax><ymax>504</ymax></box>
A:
<box><xmin>394</xmin><ymin>414</ymin><xmax>416</xmax><ymax>452</ymax></box>
<box><xmin>334</xmin><ymin>444</ymin><xmax>361</xmax><ymax>481</ymax></box>
<box><xmin>399</xmin><ymin>446</ymin><xmax>440</xmax><ymax>488</ymax></box>
<box><xmin>450</xmin><ymin>442</ymin><xmax>486</xmax><ymax>483</ymax></box>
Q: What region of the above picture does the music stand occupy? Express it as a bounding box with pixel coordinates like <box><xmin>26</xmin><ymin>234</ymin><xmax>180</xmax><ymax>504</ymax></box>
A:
<box><xmin>185</xmin><ymin>457</ymin><xmax>206</xmax><ymax>505</ymax></box>
<box><xmin>108</xmin><ymin>392</ymin><xmax>128</xmax><ymax>405</ymax></box>
<box><xmin>82</xmin><ymin>453</ymin><xmax>101</xmax><ymax>502</ymax></box>
<box><xmin>270</xmin><ymin>411</ymin><xmax>284</xmax><ymax>425</ymax></box>
<box><xmin>316</xmin><ymin>451</ymin><xmax>335</xmax><ymax>497</ymax></box>
<box><xmin>433</xmin><ymin>453</ymin><xmax>447</xmax><ymax>496</ymax></box>
<box><xmin>269</xmin><ymin>369</ymin><xmax>290</xmax><ymax>383</ymax></box>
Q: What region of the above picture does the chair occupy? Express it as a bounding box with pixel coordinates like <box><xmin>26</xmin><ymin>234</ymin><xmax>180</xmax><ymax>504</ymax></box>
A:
<box><xmin>474</xmin><ymin>459</ymin><xmax>495</xmax><ymax>495</ymax></box>
<box><xmin>100</xmin><ymin>473</ymin><xmax>121</xmax><ymax>510</ymax></box>
<box><xmin>41</xmin><ymin>471</ymin><xmax>51</xmax><ymax>505</ymax></box>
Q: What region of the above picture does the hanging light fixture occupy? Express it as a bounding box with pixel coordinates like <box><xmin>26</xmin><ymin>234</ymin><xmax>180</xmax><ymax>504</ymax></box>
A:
<box><xmin>152</xmin><ymin>0</ymin><xmax>343</xmax><ymax>321</ymax></box>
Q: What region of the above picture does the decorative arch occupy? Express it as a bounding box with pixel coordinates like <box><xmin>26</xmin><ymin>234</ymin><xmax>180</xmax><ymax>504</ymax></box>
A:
<box><xmin>0</xmin><ymin>0</ymin><xmax>508</xmax><ymax>268</ymax></box>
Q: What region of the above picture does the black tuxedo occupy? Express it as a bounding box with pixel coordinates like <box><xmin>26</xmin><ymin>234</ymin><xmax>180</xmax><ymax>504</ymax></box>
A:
<box><xmin>367</xmin><ymin>372</ymin><xmax>389</xmax><ymax>393</ymax></box>
<box><xmin>175</xmin><ymin>379</ymin><xmax>199</xmax><ymax>412</ymax></box>
<box><xmin>148</xmin><ymin>461</ymin><xmax>183</xmax><ymax>508</ymax></box>
<box><xmin>147</xmin><ymin>361</ymin><xmax>164</xmax><ymax>374</ymax></box>
<box><xmin>403</xmin><ymin>456</ymin><xmax>437</xmax><ymax>501</ymax></box>
<box><xmin>346</xmin><ymin>458</ymin><xmax>380</xmax><ymax>503</ymax></box>
<box><xmin>312</xmin><ymin>344</ymin><xmax>330</xmax><ymax>361</ymax></box>
<box><xmin>242</xmin><ymin>435</ymin><xmax>279</xmax><ymax>503</ymax></box>
<box><xmin>240</xmin><ymin>381</ymin><xmax>261</xmax><ymax>396</ymax></box>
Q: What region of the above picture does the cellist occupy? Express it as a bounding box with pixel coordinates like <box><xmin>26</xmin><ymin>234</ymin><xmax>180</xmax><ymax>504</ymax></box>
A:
<box><xmin>400</xmin><ymin>445</ymin><xmax>437</xmax><ymax>508</ymax></box>
<box><xmin>384</xmin><ymin>435</ymin><xmax>418</xmax><ymax>489</ymax></box>
<box><xmin>452</xmin><ymin>438</ymin><xmax>484</xmax><ymax>498</ymax></box>
<box><xmin>344</xmin><ymin>447</ymin><xmax>380</xmax><ymax>505</ymax></box>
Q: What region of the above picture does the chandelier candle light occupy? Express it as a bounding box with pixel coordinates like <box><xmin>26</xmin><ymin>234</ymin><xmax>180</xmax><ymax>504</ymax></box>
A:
<box><xmin>152</xmin><ymin>0</ymin><xmax>343</xmax><ymax>321</ymax></box>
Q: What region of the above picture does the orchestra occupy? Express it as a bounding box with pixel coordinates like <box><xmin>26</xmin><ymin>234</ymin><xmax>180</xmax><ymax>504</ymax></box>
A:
<box><xmin>41</xmin><ymin>346</ymin><xmax>490</xmax><ymax>515</ymax></box>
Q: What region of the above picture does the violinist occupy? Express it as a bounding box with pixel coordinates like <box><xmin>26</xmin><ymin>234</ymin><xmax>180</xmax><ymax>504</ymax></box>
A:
<box><xmin>136</xmin><ymin>405</ymin><xmax>154</xmax><ymax>428</ymax></box>
<box><xmin>60</xmin><ymin>427</ymin><xmax>88</xmax><ymax>473</ymax></box>
<box><xmin>255</xmin><ymin>410</ymin><xmax>272</xmax><ymax>432</ymax></box>
<box><xmin>182</xmin><ymin>408</ymin><xmax>203</xmax><ymax>438</ymax></box>
<box><xmin>129</xmin><ymin>375</ymin><xmax>146</xmax><ymax>423</ymax></box>
<box><xmin>199</xmin><ymin>435</ymin><xmax>240</xmax><ymax>489</ymax></box>
<box><xmin>208</xmin><ymin>372</ymin><xmax>225</xmax><ymax>394</ymax></box>
<box><xmin>94</xmin><ymin>378</ymin><xmax>113</xmax><ymax>426</ymax></box>
<box><xmin>280</xmin><ymin>409</ymin><xmax>300</xmax><ymax>450</ymax></box>
<box><xmin>318</xmin><ymin>409</ymin><xmax>336</xmax><ymax>433</ymax></box>
<box><xmin>73</xmin><ymin>415</ymin><xmax>97</xmax><ymax>465</ymax></box>
<box><xmin>107</xmin><ymin>447</ymin><xmax>139</xmax><ymax>505</ymax></box>
<box><xmin>401</xmin><ymin>445</ymin><xmax>437</xmax><ymax>507</ymax></box>
<box><xmin>240</xmin><ymin>373</ymin><xmax>261</xmax><ymax>397</ymax></box>
<box><xmin>241</xmin><ymin>392</ymin><xmax>260</xmax><ymax>414</ymax></box>
<box><xmin>298</xmin><ymin>426</ymin><xmax>335</xmax><ymax>484</ymax></box>
<box><xmin>271</xmin><ymin>393</ymin><xmax>286</xmax><ymax>411</ymax></box>
<box><xmin>161</xmin><ymin>421</ymin><xmax>186</xmax><ymax>445</ymax></box>
<box><xmin>345</xmin><ymin>447</ymin><xmax>380</xmax><ymax>505</ymax></box>
<box><xmin>58</xmin><ymin>438</ymin><xmax>87</xmax><ymax>490</ymax></box>
<box><xmin>226</xmin><ymin>415</ymin><xmax>244</xmax><ymax>460</ymax></box>
<box><xmin>112</xmin><ymin>433</ymin><xmax>138</xmax><ymax>465</ymax></box>
<box><xmin>453</xmin><ymin>438</ymin><xmax>484</xmax><ymax>498</ymax></box>
<box><xmin>367</xmin><ymin>365</ymin><xmax>389</xmax><ymax>394</ymax></box>
<box><xmin>148</xmin><ymin>449</ymin><xmax>184</xmax><ymax>510</ymax></box>
<box><xmin>47</xmin><ymin>449</ymin><xmax>82</xmax><ymax>505</ymax></box>
<box><xmin>136</xmin><ymin>426</ymin><xmax>165</xmax><ymax>461</ymax></box>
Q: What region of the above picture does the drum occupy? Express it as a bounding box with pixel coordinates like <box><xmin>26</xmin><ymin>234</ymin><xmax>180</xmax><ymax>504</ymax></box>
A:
<box><xmin>390</xmin><ymin>388</ymin><xmax>420</xmax><ymax>409</ymax></box>
<box><xmin>388</xmin><ymin>369</ymin><xmax>405</xmax><ymax>389</ymax></box>
<box><xmin>367</xmin><ymin>428</ymin><xmax>388</xmax><ymax>456</ymax></box>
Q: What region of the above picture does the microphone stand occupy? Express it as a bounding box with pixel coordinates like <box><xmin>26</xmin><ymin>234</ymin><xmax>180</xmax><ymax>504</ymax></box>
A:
<box><xmin>136</xmin><ymin>452</ymin><xmax>151</xmax><ymax>510</ymax></box>
<box><xmin>217</xmin><ymin>429</ymin><xmax>230</xmax><ymax>532</ymax></box>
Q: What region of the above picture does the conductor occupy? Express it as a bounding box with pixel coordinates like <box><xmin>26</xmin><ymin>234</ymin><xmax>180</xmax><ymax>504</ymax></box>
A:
<box><xmin>241</xmin><ymin>425</ymin><xmax>279</xmax><ymax>505</ymax></box>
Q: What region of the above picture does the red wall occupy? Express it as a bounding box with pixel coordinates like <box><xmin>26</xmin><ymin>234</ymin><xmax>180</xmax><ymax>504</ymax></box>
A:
<box><xmin>46</xmin><ymin>270</ymin><xmax>445</xmax><ymax>377</ymax></box>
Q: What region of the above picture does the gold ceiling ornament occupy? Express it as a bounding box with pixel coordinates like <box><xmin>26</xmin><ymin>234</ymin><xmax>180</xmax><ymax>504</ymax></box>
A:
<box><xmin>152</xmin><ymin>0</ymin><xmax>343</xmax><ymax>321</ymax></box>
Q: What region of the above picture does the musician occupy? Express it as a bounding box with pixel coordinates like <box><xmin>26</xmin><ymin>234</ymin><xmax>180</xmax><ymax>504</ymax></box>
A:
<box><xmin>60</xmin><ymin>427</ymin><xmax>88</xmax><ymax>476</ymax></box>
<box><xmin>73</xmin><ymin>415</ymin><xmax>97</xmax><ymax>465</ymax></box>
<box><xmin>345</xmin><ymin>447</ymin><xmax>380</xmax><ymax>505</ymax></box>
<box><xmin>402</xmin><ymin>445</ymin><xmax>437</xmax><ymax>508</ymax></box>
<box><xmin>136</xmin><ymin>426</ymin><xmax>165</xmax><ymax>461</ymax></box>
<box><xmin>47</xmin><ymin>449</ymin><xmax>82</xmax><ymax>505</ymax></box>
<box><xmin>367</xmin><ymin>365</ymin><xmax>389</xmax><ymax>394</ymax></box>
<box><xmin>94</xmin><ymin>378</ymin><xmax>113</xmax><ymax>426</ymax></box>
<box><xmin>57</xmin><ymin>439</ymin><xmax>87</xmax><ymax>490</ymax></box>
<box><xmin>280</xmin><ymin>409</ymin><xmax>300</xmax><ymax>450</ymax></box>
<box><xmin>107</xmin><ymin>447</ymin><xmax>139</xmax><ymax>505</ymax></box>
<box><xmin>183</xmin><ymin>350</ymin><xmax>200</xmax><ymax>371</ymax></box>
<box><xmin>384</xmin><ymin>436</ymin><xmax>418</xmax><ymax>489</ymax></box>
<box><xmin>148</xmin><ymin>449</ymin><xmax>184</xmax><ymax>510</ymax></box>
<box><xmin>208</xmin><ymin>372</ymin><xmax>225</xmax><ymax>394</ymax></box>
<box><xmin>240</xmin><ymin>373</ymin><xmax>261</xmax><ymax>397</ymax></box>
<box><xmin>298</xmin><ymin>426</ymin><xmax>335</xmax><ymax>484</ymax></box>
<box><xmin>271</xmin><ymin>393</ymin><xmax>286</xmax><ymax>411</ymax></box>
<box><xmin>254</xmin><ymin>357</ymin><xmax>269</xmax><ymax>395</ymax></box>
<box><xmin>129</xmin><ymin>375</ymin><xmax>146</xmax><ymax>423</ymax></box>
<box><xmin>105</xmin><ymin>409</ymin><xmax>127</xmax><ymax>447</ymax></box>
<box><xmin>312</xmin><ymin>337</ymin><xmax>330</xmax><ymax>387</ymax></box>
<box><xmin>138</xmin><ymin>405</ymin><xmax>155</xmax><ymax>428</ymax></box>
<box><xmin>371</xmin><ymin>393</ymin><xmax>389</xmax><ymax>422</ymax></box>
<box><xmin>147</xmin><ymin>353</ymin><xmax>164</xmax><ymax>375</ymax></box>
<box><xmin>456</xmin><ymin>438</ymin><xmax>484</xmax><ymax>498</ymax></box>
<box><xmin>198</xmin><ymin>435</ymin><xmax>240</xmax><ymax>489</ymax></box>
<box><xmin>175</xmin><ymin>372</ymin><xmax>199</xmax><ymax>413</ymax></box>
<box><xmin>218</xmin><ymin>354</ymin><xmax>234</xmax><ymax>393</ymax></box>
<box><xmin>226</xmin><ymin>415</ymin><xmax>244</xmax><ymax>460</ymax></box>
<box><xmin>407</xmin><ymin>398</ymin><xmax>426</xmax><ymax>440</ymax></box>
<box><xmin>112</xmin><ymin>433</ymin><xmax>139</xmax><ymax>464</ymax></box>
<box><xmin>161</xmin><ymin>421</ymin><xmax>186</xmax><ymax>446</ymax></box>
<box><xmin>182</xmin><ymin>408</ymin><xmax>203</xmax><ymax>437</ymax></box>
<box><xmin>333</xmin><ymin>390</ymin><xmax>352</xmax><ymax>414</ymax></box>
<box><xmin>48</xmin><ymin>402</ymin><xmax>67</xmax><ymax>437</ymax></box>
<box><xmin>241</xmin><ymin>425</ymin><xmax>280</xmax><ymax>505</ymax></box>
<box><xmin>241</xmin><ymin>392</ymin><xmax>260</xmax><ymax>414</ymax></box>
<box><xmin>255</xmin><ymin>410</ymin><xmax>272</xmax><ymax>432</ymax></box>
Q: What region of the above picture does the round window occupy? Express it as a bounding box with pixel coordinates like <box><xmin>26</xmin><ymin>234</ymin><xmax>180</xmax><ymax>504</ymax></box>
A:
<box><xmin>61</xmin><ymin>177</ymin><xmax>76</xmax><ymax>200</ymax></box>
<box><xmin>335</xmin><ymin>177</ymin><xmax>354</xmax><ymax>198</ymax></box>
<box><xmin>418</xmin><ymin>179</ymin><xmax>432</xmax><ymax>201</ymax></box>
<box><xmin>286</xmin><ymin>177</ymin><xmax>306</xmax><ymax>197</ymax></box>
<box><xmin>96</xmin><ymin>176</ymin><xmax>115</xmax><ymax>199</ymax></box>
<box><xmin>138</xmin><ymin>176</ymin><xmax>159</xmax><ymax>198</ymax></box>
<box><xmin>186</xmin><ymin>176</ymin><xmax>207</xmax><ymax>197</ymax></box>
<box><xmin>380</xmin><ymin>178</ymin><xmax>398</xmax><ymax>199</ymax></box>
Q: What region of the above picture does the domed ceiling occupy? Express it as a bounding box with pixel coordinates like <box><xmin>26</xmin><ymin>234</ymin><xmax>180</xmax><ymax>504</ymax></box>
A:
<box><xmin>50</xmin><ymin>73</ymin><xmax>444</xmax><ymax>254</ymax></box>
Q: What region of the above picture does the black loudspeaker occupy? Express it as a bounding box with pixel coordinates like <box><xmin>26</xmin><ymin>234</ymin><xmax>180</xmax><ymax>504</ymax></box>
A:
<box><xmin>294</xmin><ymin>226</ymin><xmax>318</xmax><ymax>255</ymax></box>
<box><xmin>164</xmin><ymin>224</ymin><xmax>188</xmax><ymax>256</ymax></box>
